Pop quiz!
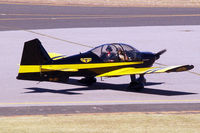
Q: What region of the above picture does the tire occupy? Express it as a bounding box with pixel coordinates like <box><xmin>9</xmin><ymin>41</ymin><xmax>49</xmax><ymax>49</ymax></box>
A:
<box><xmin>129</xmin><ymin>81</ymin><xmax>144</xmax><ymax>92</ymax></box>
<box><xmin>59</xmin><ymin>76</ymin><xmax>69</xmax><ymax>83</ymax></box>
<box><xmin>79</xmin><ymin>77</ymin><xmax>96</xmax><ymax>85</ymax></box>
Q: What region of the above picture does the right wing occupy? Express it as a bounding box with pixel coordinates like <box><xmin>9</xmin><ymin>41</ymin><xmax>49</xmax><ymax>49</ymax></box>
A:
<box><xmin>97</xmin><ymin>65</ymin><xmax>194</xmax><ymax>77</ymax></box>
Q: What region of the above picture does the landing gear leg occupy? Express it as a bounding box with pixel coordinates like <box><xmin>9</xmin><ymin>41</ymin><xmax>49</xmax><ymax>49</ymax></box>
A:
<box><xmin>79</xmin><ymin>77</ymin><xmax>97</xmax><ymax>85</ymax></box>
<box><xmin>129</xmin><ymin>74</ymin><xmax>145</xmax><ymax>91</ymax></box>
<box><xmin>138</xmin><ymin>74</ymin><xmax>146</xmax><ymax>85</ymax></box>
<box><xmin>59</xmin><ymin>75</ymin><xmax>69</xmax><ymax>83</ymax></box>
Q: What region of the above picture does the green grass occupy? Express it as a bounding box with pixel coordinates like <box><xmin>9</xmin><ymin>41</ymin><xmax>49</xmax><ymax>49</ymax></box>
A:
<box><xmin>0</xmin><ymin>113</ymin><xmax>200</xmax><ymax>133</ymax></box>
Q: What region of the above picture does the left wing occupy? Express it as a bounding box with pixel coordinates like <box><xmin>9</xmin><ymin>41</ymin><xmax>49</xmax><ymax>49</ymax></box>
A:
<box><xmin>97</xmin><ymin>65</ymin><xmax>194</xmax><ymax>77</ymax></box>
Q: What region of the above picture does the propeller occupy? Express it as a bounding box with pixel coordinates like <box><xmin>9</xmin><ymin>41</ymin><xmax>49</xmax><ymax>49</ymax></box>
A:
<box><xmin>155</xmin><ymin>49</ymin><xmax>167</xmax><ymax>60</ymax></box>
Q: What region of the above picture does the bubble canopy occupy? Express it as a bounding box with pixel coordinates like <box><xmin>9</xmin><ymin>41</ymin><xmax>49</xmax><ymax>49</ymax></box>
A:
<box><xmin>90</xmin><ymin>43</ymin><xmax>141</xmax><ymax>62</ymax></box>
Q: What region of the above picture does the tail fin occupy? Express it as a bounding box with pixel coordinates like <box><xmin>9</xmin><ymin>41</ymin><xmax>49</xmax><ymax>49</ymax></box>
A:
<box><xmin>20</xmin><ymin>38</ymin><xmax>51</xmax><ymax>65</ymax></box>
<box><xmin>17</xmin><ymin>39</ymin><xmax>52</xmax><ymax>80</ymax></box>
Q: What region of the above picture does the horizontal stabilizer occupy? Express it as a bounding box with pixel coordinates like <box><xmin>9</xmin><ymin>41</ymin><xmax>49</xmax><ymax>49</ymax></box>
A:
<box><xmin>48</xmin><ymin>53</ymin><xmax>67</xmax><ymax>60</ymax></box>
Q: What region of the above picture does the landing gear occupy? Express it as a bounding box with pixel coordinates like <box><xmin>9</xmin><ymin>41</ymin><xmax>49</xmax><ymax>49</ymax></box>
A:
<box><xmin>59</xmin><ymin>75</ymin><xmax>69</xmax><ymax>83</ymax></box>
<box><xmin>137</xmin><ymin>74</ymin><xmax>146</xmax><ymax>84</ymax></box>
<box><xmin>129</xmin><ymin>74</ymin><xmax>146</xmax><ymax>91</ymax></box>
<box><xmin>79</xmin><ymin>77</ymin><xmax>97</xmax><ymax>85</ymax></box>
<box><xmin>42</xmin><ymin>72</ymin><xmax>69</xmax><ymax>83</ymax></box>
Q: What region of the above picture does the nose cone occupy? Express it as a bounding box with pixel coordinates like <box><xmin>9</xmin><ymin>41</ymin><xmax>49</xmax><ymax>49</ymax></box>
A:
<box><xmin>141</xmin><ymin>52</ymin><xmax>156</xmax><ymax>61</ymax></box>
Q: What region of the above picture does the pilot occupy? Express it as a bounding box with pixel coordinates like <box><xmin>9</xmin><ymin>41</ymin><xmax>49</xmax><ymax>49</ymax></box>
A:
<box><xmin>117</xmin><ymin>47</ymin><xmax>128</xmax><ymax>61</ymax></box>
<box><xmin>101</xmin><ymin>46</ymin><xmax>115</xmax><ymax>62</ymax></box>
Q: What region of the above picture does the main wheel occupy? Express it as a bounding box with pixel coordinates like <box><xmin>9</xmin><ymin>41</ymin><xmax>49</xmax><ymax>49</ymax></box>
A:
<box><xmin>79</xmin><ymin>77</ymin><xmax>97</xmax><ymax>85</ymax></box>
<box><xmin>59</xmin><ymin>76</ymin><xmax>69</xmax><ymax>83</ymax></box>
<box><xmin>129</xmin><ymin>81</ymin><xmax>144</xmax><ymax>92</ymax></box>
<box><xmin>137</xmin><ymin>74</ymin><xmax>146</xmax><ymax>85</ymax></box>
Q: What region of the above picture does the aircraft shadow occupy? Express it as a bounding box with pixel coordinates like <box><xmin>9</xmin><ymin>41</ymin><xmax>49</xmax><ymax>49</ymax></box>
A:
<box><xmin>24</xmin><ymin>78</ymin><xmax>197</xmax><ymax>96</ymax></box>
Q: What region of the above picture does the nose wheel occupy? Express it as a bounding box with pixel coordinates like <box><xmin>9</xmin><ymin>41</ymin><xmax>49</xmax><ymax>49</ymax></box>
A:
<box><xmin>129</xmin><ymin>74</ymin><xmax>146</xmax><ymax>91</ymax></box>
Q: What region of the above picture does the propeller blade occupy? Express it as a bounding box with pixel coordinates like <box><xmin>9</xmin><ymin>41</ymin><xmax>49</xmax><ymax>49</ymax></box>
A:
<box><xmin>155</xmin><ymin>49</ymin><xmax>167</xmax><ymax>60</ymax></box>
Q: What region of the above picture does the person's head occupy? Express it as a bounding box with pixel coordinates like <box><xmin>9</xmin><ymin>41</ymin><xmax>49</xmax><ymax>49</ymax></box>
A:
<box><xmin>106</xmin><ymin>46</ymin><xmax>112</xmax><ymax>52</ymax></box>
<box><xmin>117</xmin><ymin>47</ymin><xmax>123</xmax><ymax>54</ymax></box>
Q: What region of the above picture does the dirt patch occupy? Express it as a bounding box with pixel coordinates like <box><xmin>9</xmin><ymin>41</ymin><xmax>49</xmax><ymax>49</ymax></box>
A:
<box><xmin>1</xmin><ymin>0</ymin><xmax>200</xmax><ymax>7</ymax></box>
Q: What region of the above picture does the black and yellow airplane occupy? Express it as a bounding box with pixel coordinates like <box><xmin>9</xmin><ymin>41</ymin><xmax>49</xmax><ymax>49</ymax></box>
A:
<box><xmin>17</xmin><ymin>39</ymin><xmax>194</xmax><ymax>91</ymax></box>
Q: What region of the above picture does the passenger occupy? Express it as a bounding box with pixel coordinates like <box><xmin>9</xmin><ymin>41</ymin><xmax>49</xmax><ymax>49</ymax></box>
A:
<box><xmin>117</xmin><ymin>48</ymin><xmax>128</xmax><ymax>61</ymax></box>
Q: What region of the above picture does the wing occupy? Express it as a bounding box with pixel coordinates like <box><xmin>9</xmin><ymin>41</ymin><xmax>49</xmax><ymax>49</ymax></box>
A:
<box><xmin>40</xmin><ymin>62</ymin><xmax>143</xmax><ymax>73</ymax></box>
<box><xmin>97</xmin><ymin>65</ymin><xmax>194</xmax><ymax>77</ymax></box>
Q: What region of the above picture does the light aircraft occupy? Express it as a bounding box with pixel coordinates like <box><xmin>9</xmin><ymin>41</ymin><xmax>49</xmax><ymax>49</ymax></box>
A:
<box><xmin>17</xmin><ymin>39</ymin><xmax>194</xmax><ymax>91</ymax></box>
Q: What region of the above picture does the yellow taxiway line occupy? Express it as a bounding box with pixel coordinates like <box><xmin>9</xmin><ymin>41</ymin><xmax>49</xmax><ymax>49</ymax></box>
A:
<box><xmin>1</xmin><ymin>13</ymin><xmax>200</xmax><ymax>17</ymax></box>
<box><xmin>0</xmin><ymin>1</ymin><xmax>92</xmax><ymax>7</ymax></box>
<box><xmin>1</xmin><ymin>14</ymin><xmax>200</xmax><ymax>21</ymax></box>
<box><xmin>0</xmin><ymin>99</ymin><xmax>200</xmax><ymax>105</ymax></box>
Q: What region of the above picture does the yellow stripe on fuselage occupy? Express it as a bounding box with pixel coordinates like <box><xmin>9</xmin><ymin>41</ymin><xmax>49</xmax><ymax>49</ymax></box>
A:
<box><xmin>18</xmin><ymin>62</ymin><xmax>143</xmax><ymax>73</ymax></box>
<box><xmin>18</xmin><ymin>65</ymin><xmax>41</xmax><ymax>73</ymax></box>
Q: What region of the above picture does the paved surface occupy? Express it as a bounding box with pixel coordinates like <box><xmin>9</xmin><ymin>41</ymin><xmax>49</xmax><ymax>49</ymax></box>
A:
<box><xmin>0</xmin><ymin>4</ymin><xmax>200</xmax><ymax>115</ymax></box>
<box><xmin>1</xmin><ymin>4</ymin><xmax>200</xmax><ymax>30</ymax></box>
<box><xmin>1</xmin><ymin>25</ymin><xmax>200</xmax><ymax>107</ymax></box>
<box><xmin>1</xmin><ymin>103</ymin><xmax>200</xmax><ymax>116</ymax></box>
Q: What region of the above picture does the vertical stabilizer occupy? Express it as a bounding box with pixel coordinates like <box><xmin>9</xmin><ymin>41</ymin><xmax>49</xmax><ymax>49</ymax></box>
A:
<box><xmin>17</xmin><ymin>39</ymin><xmax>52</xmax><ymax>80</ymax></box>
<box><xmin>20</xmin><ymin>38</ymin><xmax>51</xmax><ymax>65</ymax></box>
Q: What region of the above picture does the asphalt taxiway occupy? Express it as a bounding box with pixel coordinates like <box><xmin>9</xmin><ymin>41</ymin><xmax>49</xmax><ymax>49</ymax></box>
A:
<box><xmin>0</xmin><ymin>4</ymin><xmax>200</xmax><ymax>115</ymax></box>
<box><xmin>0</xmin><ymin>26</ymin><xmax>200</xmax><ymax>107</ymax></box>
<box><xmin>1</xmin><ymin>4</ymin><xmax>200</xmax><ymax>30</ymax></box>
<box><xmin>1</xmin><ymin>103</ymin><xmax>200</xmax><ymax>116</ymax></box>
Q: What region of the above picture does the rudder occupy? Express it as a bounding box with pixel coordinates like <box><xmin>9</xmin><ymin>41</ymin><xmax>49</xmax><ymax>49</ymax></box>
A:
<box><xmin>17</xmin><ymin>39</ymin><xmax>52</xmax><ymax>80</ymax></box>
<box><xmin>20</xmin><ymin>38</ymin><xmax>51</xmax><ymax>65</ymax></box>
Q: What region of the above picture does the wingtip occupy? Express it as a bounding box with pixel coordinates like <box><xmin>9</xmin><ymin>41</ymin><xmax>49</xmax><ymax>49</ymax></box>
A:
<box><xmin>180</xmin><ymin>65</ymin><xmax>194</xmax><ymax>72</ymax></box>
<box><xmin>188</xmin><ymin>65</ymin><xmax>194</xmax><ymax>70</ymax></box>
<box><xmin>166</xmin><ymin>65</ymin><xmax>194</xmax><ymax>73</ymax></box>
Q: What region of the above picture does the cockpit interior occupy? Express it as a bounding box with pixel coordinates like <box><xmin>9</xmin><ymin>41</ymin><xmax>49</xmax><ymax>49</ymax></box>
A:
<box><xmin>90</xmin><ymin>43</ymin><xmax>141</xmax><ymax>62</ymax></box>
